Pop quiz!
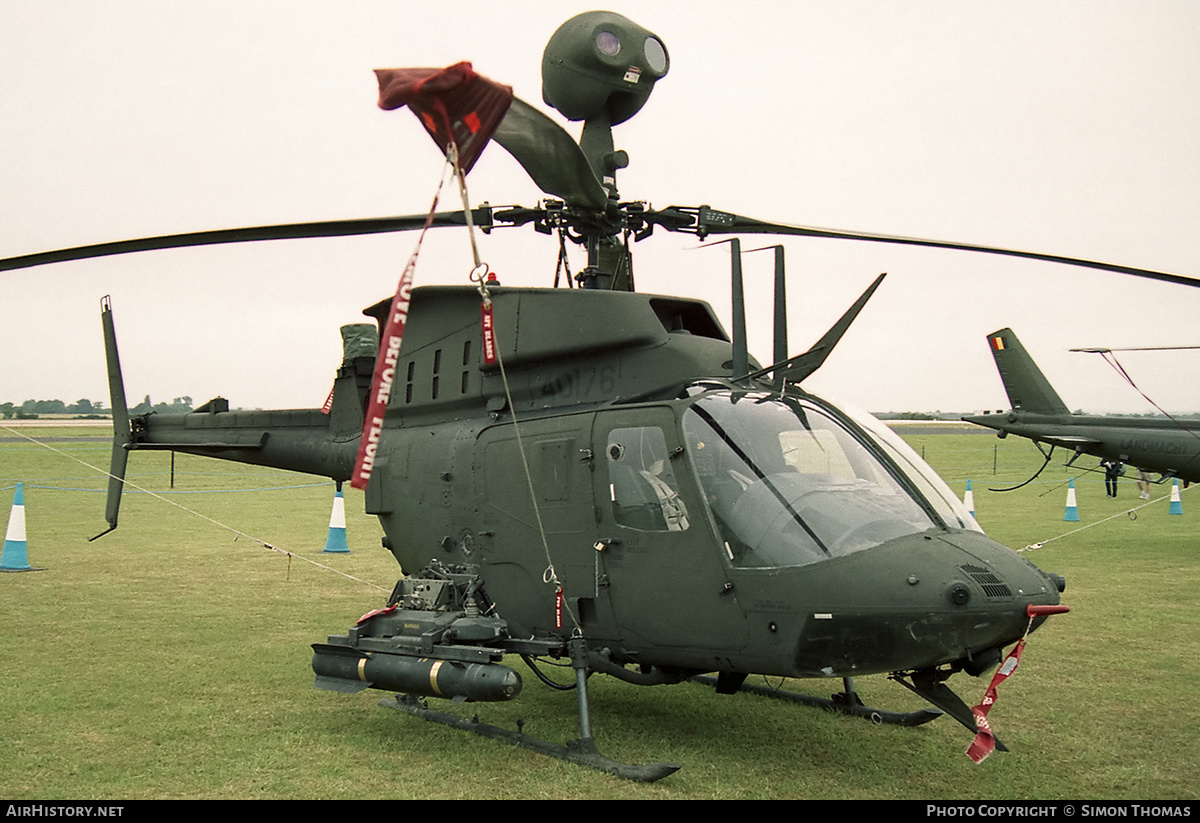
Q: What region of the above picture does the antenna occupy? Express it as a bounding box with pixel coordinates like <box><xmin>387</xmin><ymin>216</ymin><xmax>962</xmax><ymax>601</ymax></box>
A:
<box><xmin>745</xmin><ymin>244</ymin><xmax>788</xmax><ymax>384</ymax></box>
<box><xmin>726</xmin><ymin>238</ymin><xmax>748</xmax><ymax>379</ymax></box>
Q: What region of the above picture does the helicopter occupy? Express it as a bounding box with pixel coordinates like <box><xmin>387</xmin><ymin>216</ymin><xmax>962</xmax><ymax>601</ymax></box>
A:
<box><xmin>11</xmin><ymin>8</ymin><xmax>1200</xmax><ymax>781</ymax></box>
<box><xmin>963</xmin><ymin>327</ymin><xmax>1200</xmax><ymax>487</ymax></box>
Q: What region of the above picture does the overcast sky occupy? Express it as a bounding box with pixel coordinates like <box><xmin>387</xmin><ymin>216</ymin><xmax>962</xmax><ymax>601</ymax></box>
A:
<box><xmin>3</xmin><ymin>1</ymin><xmax>1198</xmax><ymax>416</ymax></box>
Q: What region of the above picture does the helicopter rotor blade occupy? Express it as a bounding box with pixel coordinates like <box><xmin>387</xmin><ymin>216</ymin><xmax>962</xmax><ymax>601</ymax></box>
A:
<box><xmin>0</xmin><ymin>209</ymin><xmax>497</xmax><ymax>272</ymax></box>
<box><xmin>1070</xmin><ymin>345</ymin><xmax>1200</xmax><ymax>352</ymax></box>
<box><xmin>9</xmin><ymin>196</ymin><xmax>1196</xmax><ymax>293</ymax></box>
<box><xmin>648</xmin><ymin>206</ymin><xmax>1200</xmax><ymax>289</ymax></box>
<box><xmin>492</xmin><ymin>97</ymin><xmax>609</xmax><ymax>211</ymax></box>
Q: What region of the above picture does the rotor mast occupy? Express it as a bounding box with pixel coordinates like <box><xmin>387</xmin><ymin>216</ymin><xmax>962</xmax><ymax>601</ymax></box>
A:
<box><xmin>539</xmin><ymin>11</ymin><xmax>669</xmax><ymax>290</ymax></box>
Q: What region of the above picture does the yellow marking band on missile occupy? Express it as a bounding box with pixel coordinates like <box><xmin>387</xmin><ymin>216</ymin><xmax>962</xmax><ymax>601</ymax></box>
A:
<box><xmin>357</xmin><ymin>657</ymin><xmax>369</xmax><ymax>682</ymax></box>
<box><xmin>429</xmin><ymin>660</ymin><xmax>444</xmax><ymax>696</ymax></box>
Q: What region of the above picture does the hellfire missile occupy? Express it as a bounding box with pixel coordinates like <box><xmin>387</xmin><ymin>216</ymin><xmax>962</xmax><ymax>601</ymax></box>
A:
<box><xmin>312</xmin><ymin>644</ymin><xmax>522</xmax><ymax>702</ymax></box>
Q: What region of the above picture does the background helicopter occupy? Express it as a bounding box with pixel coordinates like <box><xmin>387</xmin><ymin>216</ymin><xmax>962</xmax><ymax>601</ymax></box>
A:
<box><xmin>0</xmin><ymin>1</ymin><xmax>1195</xmax><ymax>787</ymax></box>
<box><xmin>964</xmin><ymin>328</ymin><xmax>1200</xmax><ymax>485</ymax></box>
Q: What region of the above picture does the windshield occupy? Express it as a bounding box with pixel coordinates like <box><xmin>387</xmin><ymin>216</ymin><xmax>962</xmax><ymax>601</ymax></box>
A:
<box><xmin>682</xmin><ymin>391</ymin><xmax>936</xmax><ymax>567</ymax></box>
<box><xmin>839</xmin><ymin>400</ymin><xmax>983</xmax><ymax>533</ymax></box>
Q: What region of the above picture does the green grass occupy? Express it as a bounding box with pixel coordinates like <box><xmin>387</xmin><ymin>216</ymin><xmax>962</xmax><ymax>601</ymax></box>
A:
<box><xmin>1</xmin><ymin>426</ymin><xmax>1196</xmax><ymax>799</ymax></box>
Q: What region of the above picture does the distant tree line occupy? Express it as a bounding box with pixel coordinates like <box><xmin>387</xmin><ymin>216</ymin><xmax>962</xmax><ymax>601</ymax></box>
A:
<box><xmin>875</xmin><ymin>409</ymin><xmax>1195</xmax><ymax>421</ymax></box>
<box><xmin>1</xmin><ymin>396</ymin><xmax>194</xmax><ymax>419</ymax></box>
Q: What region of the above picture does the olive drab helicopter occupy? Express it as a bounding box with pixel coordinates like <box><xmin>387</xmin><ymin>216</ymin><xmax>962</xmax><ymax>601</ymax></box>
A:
<box><xmin>12</xmin><ymin>9</ymin><xmax>1200</xmax><ymax>781</ymax></box>
<box><xmin>963</xmin><ymin>327</ymin><xmax>1200</xmax><ymax>488</ymax></box>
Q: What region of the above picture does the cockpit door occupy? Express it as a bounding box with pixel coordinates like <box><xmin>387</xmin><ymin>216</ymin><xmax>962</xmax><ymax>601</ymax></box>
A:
<box><xmin>592</xmin><ymin>407</ymin><xmax>747</xmax><ymax>651</ymax></box>
<box><xmin>474</xmin><ymin>414</ymin><xmax>601</xmax><ymax>639</ymax></box>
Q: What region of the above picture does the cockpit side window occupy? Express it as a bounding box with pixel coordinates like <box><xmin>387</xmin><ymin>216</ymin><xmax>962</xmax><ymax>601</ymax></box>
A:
<box><xmin>606</xmin><ymin>426</ymin><xmax>690</xmax><ymax>532</ymax></box>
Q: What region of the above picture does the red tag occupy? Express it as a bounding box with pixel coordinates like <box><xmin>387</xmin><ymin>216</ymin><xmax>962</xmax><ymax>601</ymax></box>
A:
<box><xmin>966</xmin><ymin>604</ymin><xmax>1068</xmax><ymax>762</ymax></box>
<box><xmin>375</xmin><ymin>63</ymin><xmax>513</xmax><ymax>175</ymax></box>
<box><xmin>351</xmin><ymin>269</ymin><xmax>414</xmax><ymax>490</ymax></box>
<box><xmin>321</xmin><ymin>386</ymin><xmax>335</xmax><ymax>415</ymax></box>
<box><xmin>351</xmin><ymin>196</ymin><xmax>439</xmax><ymax>490</ymax></box>
<box><xmin>356</xmin><ymin>604</ymin><xmax>397</xmax><ymax>625</ymax></box>
<box><xmin>354</xmin><ymin>64</ymin><xmax>510</xmax><ymax>490</ymax></box>
<box><xmin>966</xmin><ymin>637</ymin><xmax>1026</xmax><ymax>763</ymax></box>
<box><xmin>1028</xmin><ymin>604</ymin><xmax>1070</xmax><ymax>617</ymax></box>
<box><xmin>555</xmin><ymin>588</ymin><xmax>563</xmax><ymax>630</ymax></box>
<box><xmin>481</xmin><ymin>302</ymin><xmax>497</xmax><ymax>365</ymax></box>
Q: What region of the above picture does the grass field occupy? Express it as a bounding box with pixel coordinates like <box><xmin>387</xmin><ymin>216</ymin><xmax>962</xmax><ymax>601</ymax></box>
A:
<box><xmin>1</xmin><ymin>424</ymin><xmax>1196</xmax><ymax>799</ymax></box>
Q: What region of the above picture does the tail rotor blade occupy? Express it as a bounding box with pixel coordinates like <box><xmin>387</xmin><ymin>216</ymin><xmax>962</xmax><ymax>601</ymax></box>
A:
<box><xmin>91</xmin><ymin>296</ymin><xmax>131</xmax><ymax>541</ymax></box>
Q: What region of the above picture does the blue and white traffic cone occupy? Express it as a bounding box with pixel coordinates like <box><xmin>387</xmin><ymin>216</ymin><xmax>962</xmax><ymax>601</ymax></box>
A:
<box><xmin>2</xmin><ymin>483</ymin><xmax>35</xmax><ymax>572</ymax></box>
<box><xmin>1169</xmin><ymin>479</ymin><xmax>1184</xmax><ymax>516</ymax></box>
<box><xmin>1063</xmin><ymin>478</ymin><xmax>1080</xmax><ymax>522</ymax></box>
<box><xmin>964</xmin><ymin>479</ymin><xmax>975</xmax><ymax>519</ymax></box>
<box><xmin>323</xmin><ymin>483</ymin><xmax>349</xmax><ymax>553</ymax></box>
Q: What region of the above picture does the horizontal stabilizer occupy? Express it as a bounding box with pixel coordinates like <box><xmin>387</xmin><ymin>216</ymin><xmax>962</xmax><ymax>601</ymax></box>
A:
<box><xmin>1034</xmin><ymin>434</ymin><xmax>1102</xmax><ymax>447</ymax></box>
<box><xmin>130</xmin><ymin>435</ymin><xmax>268</xmax><ymax>452</ymax></box>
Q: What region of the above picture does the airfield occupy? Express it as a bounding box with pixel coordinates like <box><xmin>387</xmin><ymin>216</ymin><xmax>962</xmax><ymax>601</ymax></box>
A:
<box><xmin>1</xmin><ymin>422</ymin><xmax>1195</xmax><ymax>800</ymax></box>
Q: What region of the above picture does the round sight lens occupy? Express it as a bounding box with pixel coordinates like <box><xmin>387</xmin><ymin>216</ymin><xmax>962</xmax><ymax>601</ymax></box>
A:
<box><xmin>644</xmin><ymin>36</ymin><xmax>667</xmax><ymax>73</ymax></box>
<box><xmin>596</xmin><ymin>30</ymin><xmax>621</xmax><ymax>56</ymax></box>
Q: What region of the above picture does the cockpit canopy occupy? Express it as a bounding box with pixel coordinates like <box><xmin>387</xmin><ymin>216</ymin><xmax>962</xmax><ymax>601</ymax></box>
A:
<box><xmin>679</xmin><ymin>389</ymin><xmax>979</xmax><ymax>568</ymax></box>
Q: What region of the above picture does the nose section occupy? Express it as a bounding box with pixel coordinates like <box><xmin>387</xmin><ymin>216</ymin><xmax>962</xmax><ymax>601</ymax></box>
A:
<box><xmin>933</xmin><ymin>531</ymin><xmax>1067</xmax><ymax>669</ymax></box>
<box><xmin>784</xmin><ymin>530</ymin><xmax>1066</xmax><ymax>678</ymax></box>
<box><xmin>941</xmin><ymin>530</ymin><xmax>1066</xmax><ymax>609</ymax></box>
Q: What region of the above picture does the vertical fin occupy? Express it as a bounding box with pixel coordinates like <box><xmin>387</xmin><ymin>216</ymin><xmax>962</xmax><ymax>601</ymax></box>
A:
<box><xmin>328</xmin><ymin>324</ymin><xmax>379</xmax><ymax>437</ymax></box>
<box><xmin>986</xmin><ymin>328</ymin><xmax>1071</xmax><ymax>415</ymax></box>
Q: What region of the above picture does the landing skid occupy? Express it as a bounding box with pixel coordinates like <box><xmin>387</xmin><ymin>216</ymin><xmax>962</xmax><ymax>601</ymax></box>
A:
<box><xmin>691</xmin><ymin>675</ymin><xmax>944</xmax><ymax>727</ymax></box>
<box><xmin>378</xmin><ymin>637</ymin><xmax>681</xmax><ymax>783</ymax></box>
<box><xmin>890</xmin><ymin>669</ymin><xmax>1008</xmax><ymax>752</ymax></box>
<box><xmin>380</xmin><ymin>694</ymin><xmax>681</xmax><ymax>783</ymax></box>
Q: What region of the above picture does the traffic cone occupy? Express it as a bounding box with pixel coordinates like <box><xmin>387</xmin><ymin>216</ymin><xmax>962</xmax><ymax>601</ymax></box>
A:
<box><xmin>2</xmin><ymin>483</ymin><xmax>43</xmax><ymax>572</ymax></box>
<box><xmin>1063</xmin><ymin>478</ymin><xmax>1079</xmax><ymax>522</ymax></box>
<box><xmin>964</xmin><ymin>479</ymin><xmax>975</xmax><ymax>519</ymax></box>
<box><xmin>1169</xmin><ymin>479</ymin><xmax>1184</xmax><ymax>515</ymax></box>
<box><xmin>323</xmin><ymin>482</ymin><xmax>349</xmax><ymax>553</ymax></box>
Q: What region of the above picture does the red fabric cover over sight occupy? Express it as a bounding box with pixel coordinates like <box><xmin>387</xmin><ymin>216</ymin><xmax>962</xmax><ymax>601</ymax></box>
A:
<box><xmin>375</xmin><ymin>62</ymin><xmax>513</xmax><ymax>174</ymax></box>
